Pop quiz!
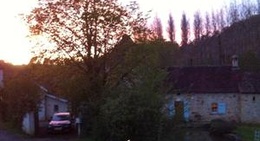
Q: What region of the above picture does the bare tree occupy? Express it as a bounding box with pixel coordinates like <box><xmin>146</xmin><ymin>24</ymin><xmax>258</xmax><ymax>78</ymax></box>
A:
<box><xmin>204</xmin><ymin>12</ymin><xmax>211</xmax><ymax>36</ymax></box>
<box><xmin>258</xmin><ymin>0</ymin><xmax>260</xmax><ymax>14</ymax></box>
<box><xmin>211</xmin><ymin>10</ymin><xmax>218</xmax><ymax>34</ymax></box>
<box><xmin>218</xmin><ymin>9</ymin><xmax>226</xmax><ymax>31</ymax></box>
<box><xmin>151</xmin><ymin>15</ymin><xmax>164</xmax><ymax>40</ymax></box>
<box><xmin>229</xmin><ymin>0</ymin><xmax>240</xmax><ymax>24</ymax></box>
<box><xmin>181</xmin><ymin>12</ymin><xmax>189</xmax><ymax>46</ymax></box>
<box><xmin>240</xmin><ymin>0</ymin><xmax>255</xmax><ymax>20</ymax></box>
<box><xmin>193</xmin><ymin>11</ymin><xmax>203</xmax><ymax>41</ymax></box>
<box><xmin>167</xmin><ymin>13</ymin><xmax>176</xmax><ymax>43</ymax></box>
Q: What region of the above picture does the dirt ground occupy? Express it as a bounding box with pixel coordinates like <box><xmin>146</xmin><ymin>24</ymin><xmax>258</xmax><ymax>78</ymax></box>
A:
<box><xmin>0</xmin><ymin>128</ymin><xmax>79</xmax><ymax>141</ymax></box>
<box><xmin>0</xmin><ymin>121</ymin><xmax>79</xmax><ymax>141</ymax></box>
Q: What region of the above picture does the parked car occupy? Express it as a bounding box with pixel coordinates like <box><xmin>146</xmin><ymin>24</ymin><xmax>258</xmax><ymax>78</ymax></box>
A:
<box><xmin>47</xmin><ymin>112</ymin><xmax>73</xmax><ymax>133</ymax></box>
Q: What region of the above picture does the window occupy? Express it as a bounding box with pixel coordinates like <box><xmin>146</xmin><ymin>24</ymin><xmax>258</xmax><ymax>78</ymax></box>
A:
<box><xmin>211</xmin><ymin>103</ymin><xmax>218</xmax><ymax>113</ymax></box>
<box><xmin>211</xmin><ymin>102</ymin><xmax>226</xmax><ymax>114</ymax></box>
<box><xmin>54</xmin><ymin>105</ymin><xmax>59</xmax><ymax>113</ymax></box>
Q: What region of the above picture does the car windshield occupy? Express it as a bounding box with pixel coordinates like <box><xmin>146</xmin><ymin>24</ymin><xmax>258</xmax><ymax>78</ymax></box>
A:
<box><xmin>52</xmin><ymin>114</ymin><xmax>70</xmax><ymax>121</ymax></box>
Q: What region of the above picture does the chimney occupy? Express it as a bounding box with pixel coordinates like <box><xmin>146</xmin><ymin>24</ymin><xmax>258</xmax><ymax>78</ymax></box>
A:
<box><xmin>232</xmin><ymin>55</ymin><xmax>239</xmax><ymax>70</ymax></box>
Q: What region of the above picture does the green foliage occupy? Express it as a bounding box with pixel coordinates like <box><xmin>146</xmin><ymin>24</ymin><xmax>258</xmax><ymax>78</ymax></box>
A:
<box><xmin>2</xmin><ymin>69</ymin><xmax>40</xmax><ymax>127</ymax></box>
<box><xmin>96</xmin><ymin>43</ymin><xmax>168</xmax><ymax>141</ymax></box>
<box><xmin>236</xmin><ymin>124</ymin><xmax>260</xmax><ymax>141</ymax></box>
<box><xmin>239</xmin><ymin>51</ymin><xmax>260</xmax><ymax>71</ymax></box>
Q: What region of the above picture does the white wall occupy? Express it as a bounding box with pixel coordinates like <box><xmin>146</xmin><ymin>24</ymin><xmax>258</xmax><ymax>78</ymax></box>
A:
<box><xmin>240</xmin><ymin>94</ymin><xmax>260</xmax><ymax>123</ymax></box>
<box><xmin>45</xmin><ymin>96</ymin><xmax>68</xmax><ymax>120</ymax></box>
<box><xmin>38</xmin><ymin>98</ymin><xmax>46</xmax><ymax>121</ymax></box>
<box><xmin>22</xmin><ymin>112</ymin><xmax>35</xmax><ymax>135</ymax></box>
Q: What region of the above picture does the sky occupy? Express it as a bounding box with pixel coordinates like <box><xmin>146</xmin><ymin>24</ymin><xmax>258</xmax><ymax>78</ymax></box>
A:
<box><xmin>0</xmin><ymin>0</ymin><xmax>244</xmax><ymax>65</ymax></box>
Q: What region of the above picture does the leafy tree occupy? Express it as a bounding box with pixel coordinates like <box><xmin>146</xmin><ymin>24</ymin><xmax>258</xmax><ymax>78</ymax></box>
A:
<box><xmin>180</xmin><ymin>12</ymin><xmax>189</xmax><ymax>46</ymax></box>
<box><xmin>99</xmin><ymin>42</ymin><xmax>169</xmax><ymax>141</ymax></box>
<box><xmin>167</xmin><ymin>13</ymin><xmax>176</xmax><ymax>43</ymax></box>
<box><xmin>26</xmin><ymin>0</ymin><xmax>149</xmax><ymax>136</ymax></box>
<box><xmin>239</xmin><ymin>51</ymin><xmax>260</xmax><ymax>71</ymax></box>
<box><xmin>3</xmin><ymin>71</ymin><xmax>40</xmax><ymax>128</ymax></box>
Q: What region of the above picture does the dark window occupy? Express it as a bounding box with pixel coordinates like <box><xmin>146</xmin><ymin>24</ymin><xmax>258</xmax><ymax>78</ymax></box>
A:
<box><xmin>54</xmin><ymin>105</ymin><xmax>59</xmax><ymax>113</ymax></box>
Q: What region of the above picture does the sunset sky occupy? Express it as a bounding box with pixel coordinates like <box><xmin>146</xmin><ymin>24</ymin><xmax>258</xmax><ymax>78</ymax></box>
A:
<box><xmin>0</xmin><ymin>0</ymin><xmax>250</xmax><ymax>65</ymax></box>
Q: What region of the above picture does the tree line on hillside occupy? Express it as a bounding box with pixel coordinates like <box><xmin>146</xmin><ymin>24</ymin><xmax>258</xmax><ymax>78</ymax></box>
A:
<box><xmin>148</xmin><ymin>0</ymin><xmax>260</xmax><ymax>67</ymax></box>
<box><xmin>149</xmin><ymin>0</ymin><xmax>260</xmax><ymax>46</ymax></box>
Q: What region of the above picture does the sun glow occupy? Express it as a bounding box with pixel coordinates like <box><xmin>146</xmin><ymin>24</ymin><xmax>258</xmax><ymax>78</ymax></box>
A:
<box><xmin>0</xmin><ymin>0</ymin><xmax>37</xmax><ymax>65</ymax></box>
<box><xmin>0</xmin><ymin>0</ymin><xmax>245</xmax><ymax>65</ymax></box>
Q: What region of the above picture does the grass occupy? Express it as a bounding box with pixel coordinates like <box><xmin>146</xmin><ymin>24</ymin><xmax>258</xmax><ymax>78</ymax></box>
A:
<box><xmin>235</xmin><ymin>124</ymin><xmax>260</xmax><ymax>141</ymax></box>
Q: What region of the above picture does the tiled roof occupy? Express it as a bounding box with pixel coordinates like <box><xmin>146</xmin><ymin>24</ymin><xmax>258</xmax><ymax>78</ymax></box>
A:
<box><xmin>239</xmin><ymin>72</ymin><xmax>260</xmax><ymax>93</ymax></box>
<box><xmin>167</xmin><ymin>66</ymin><xmax>242</xmax><ymax>93</ymax></box>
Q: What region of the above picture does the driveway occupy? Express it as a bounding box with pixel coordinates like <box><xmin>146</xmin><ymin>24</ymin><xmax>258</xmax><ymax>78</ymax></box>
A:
<box><xmin>0</xmin><ymin>129</ymin><xmax>24</xmax><ymax>141</ymax></box>
<box><xmin>0</xmin><ymin>128</ymin><xmax>78</xmax><ymax>141</ymax></box>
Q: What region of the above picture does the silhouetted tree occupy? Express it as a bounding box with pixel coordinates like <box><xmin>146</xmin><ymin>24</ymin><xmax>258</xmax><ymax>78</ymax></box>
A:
<box><xmin>211</xmin><ymin>10</ymin><xmax>218</xmax><ymax>34</ymax></box>
<box><xmin>193</xmin><ymin>11</ymin><xmax>203</xmax><ymax>41</ymax></box>
<box><xmin>27</xmin><ymin>0</ymin><xmax>148</xmax><ymax>62</ymax></box>
<box><xmin>26</xmin><ymin>0</ymin><xmax>149</xmax><ymax>137</ymax></box>
<box><xmin>152</xmin><ymin>15</ymin><xmax>164</xmax><ymax>40</ymax></box>
<box><xmin>229</xmin><ymin>1</ymin><xmax>240</xmax><ymax>24</ymax></box>
<box><xmin>257</xmin><ymin>0</ymin><xmax>260</xmax><ymax>14</ymax></box>
<box><xmin>167</xmin><ymin>13</ymin><xmax>176</xmax><ymax>43</ymax></box>
<box><xmin>181</xmin><ymin>12</ymin><xmax>189</xmax><ymax>46</ymax></box>
<box><xmin>204</xmin><ymin>12</ymin><xmax>211</xmax><ymax>36</ymax></box>
<box><xmin>218</xmin><ymin>9</ymin><xmax>226</xmax><ymax>30</ymax></box>
<box><xmin>240</xmin><ymin>0</ymin><xmax>254</xmax><ymax>19</ymax></box>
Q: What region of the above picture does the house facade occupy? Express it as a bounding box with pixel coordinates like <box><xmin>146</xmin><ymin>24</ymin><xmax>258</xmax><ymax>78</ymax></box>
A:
<box><xmin>38</xmin><ymin>86</ymin><xmax>69</xmax><ymax>121</ymax></box>
<box><xmin>167</xmin><ymin>66</ymin><xmax>260</xmax><ymax>124</ymax></box>
<box><xmin>22</xmin><ymin>86</ymin><xmax>69</xmax><ymax>135</ymax></box>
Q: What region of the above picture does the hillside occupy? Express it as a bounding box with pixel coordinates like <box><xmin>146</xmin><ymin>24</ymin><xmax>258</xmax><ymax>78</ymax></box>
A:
<box><xmin>178</xmin><ymin>14</ymin><xmax>260</xmax><ymax>67</ymax></box>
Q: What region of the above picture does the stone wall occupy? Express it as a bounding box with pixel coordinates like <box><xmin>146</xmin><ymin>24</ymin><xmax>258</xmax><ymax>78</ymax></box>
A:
<box><xmin>240</xmin><ymin>94</ymin><xmax>260</xmax><ymax>123</ymax></box>
<box><xmin>171</xmin><ymin>93</ymin><xmax>240</xmax><ymax>122</ymax></box>
<box><xmin>169</xmin><ymin>93</ymin><xmax>260</xmax><ymax>123</ymax></box>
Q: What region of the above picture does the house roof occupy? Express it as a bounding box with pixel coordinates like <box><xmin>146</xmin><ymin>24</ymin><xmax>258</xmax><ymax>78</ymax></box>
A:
<box><xmin>167</xmin><ymin>66</ymin><xmax>242</xmax><ymax>93</ymax></box>
<box><xmin>45</xmin><ymin>93</ymin><xmax>68</xmax><ymax>103</ymax></box>
<box><xmin>39</xmin><ymin>85</ymin><xmax>68</xmax><ymax>103</ymax></box>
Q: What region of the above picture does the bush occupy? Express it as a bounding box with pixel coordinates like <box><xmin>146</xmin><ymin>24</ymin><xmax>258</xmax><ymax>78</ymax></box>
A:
<box><xmin>98</xmin><ymin>89</ymin><xmax>165</xmax><ymax>141</ymax></box>
<box><xmin>209</xmin><ymin>119</ymin><xmax>237</xmax><ymax>135</ymax></box>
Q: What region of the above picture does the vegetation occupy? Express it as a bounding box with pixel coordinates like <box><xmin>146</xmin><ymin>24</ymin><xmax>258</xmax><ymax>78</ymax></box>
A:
<box><xmin>0</xmin><ymin>63</ymin><xmax>40</xmax><ymax>128</ymax></box>
<box><xmin>0</xmin><ymin>0</ymin><xmax>260</xmax><ymax>140</ymax></box>
<box><xmin>236</xmin><ymin>124</ymin><xmax>260</xmax><ymax>141</ymax></box>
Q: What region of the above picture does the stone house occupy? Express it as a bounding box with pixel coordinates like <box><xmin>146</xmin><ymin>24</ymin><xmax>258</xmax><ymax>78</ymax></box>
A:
<box><xmin>166</xmin><ymin>65</ymin><xmax>260</xmax><ymax>124</ymax></box>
